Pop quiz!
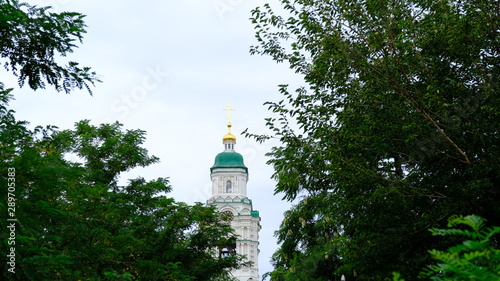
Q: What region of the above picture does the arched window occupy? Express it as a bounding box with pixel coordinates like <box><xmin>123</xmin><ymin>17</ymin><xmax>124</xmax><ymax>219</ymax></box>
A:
<box><xmin>220</xmin><ymin>247</ymin><xmax>230</xmax><ymax>258</ymax></box>
<box><xmin>226</xmin><ymin>180</ymin><xmax>232</xmax><ymax>193</ymax></box>
<box><xmin>219</xmin><ymin>242</ymin><xmax>237</xmax><ymax>258</ymax></box>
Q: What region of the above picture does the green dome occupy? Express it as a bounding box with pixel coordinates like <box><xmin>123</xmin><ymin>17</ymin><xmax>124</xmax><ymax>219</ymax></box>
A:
<box><xmin>211</xmin><ymin>151</ymin><xmax>247</xmax><ymax>173</ymax></box>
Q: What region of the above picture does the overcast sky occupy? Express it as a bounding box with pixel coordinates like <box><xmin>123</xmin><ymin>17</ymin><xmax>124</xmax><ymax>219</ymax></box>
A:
<box><xmin>5</xmin><ymin>0</ymin><xmax>304</xmax><ymax>277</ymax></box>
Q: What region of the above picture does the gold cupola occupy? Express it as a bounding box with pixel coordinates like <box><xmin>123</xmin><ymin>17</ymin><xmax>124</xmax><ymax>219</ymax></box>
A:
<box><xmin>223</xmin><ymin>122</ymin><xmax>237</xmax><ymax>142</ymax></box>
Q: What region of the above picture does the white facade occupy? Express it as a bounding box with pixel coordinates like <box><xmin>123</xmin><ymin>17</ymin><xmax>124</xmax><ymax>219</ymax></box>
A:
<box><xmin>207</xmin><ymin>124</ymin><xmax>260</xmax><ymax>281</ymax></box>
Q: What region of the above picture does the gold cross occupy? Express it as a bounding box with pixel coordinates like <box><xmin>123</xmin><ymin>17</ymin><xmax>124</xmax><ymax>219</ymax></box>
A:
<box><xmin>223</xmin><ymin>104</ymin><xmax>236</xmax><ymax>122</ymax></box>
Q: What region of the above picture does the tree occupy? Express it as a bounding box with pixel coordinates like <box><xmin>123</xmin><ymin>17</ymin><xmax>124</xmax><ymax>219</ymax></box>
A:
<box><xmin>0</xmin><ymin>1</ymin><xmax>245</xmax><ymax>279</ymax></box>
<box><xmin>421</xmin><ymin>215</ymin><xmax>500</xmax><ymax>281</ymax></box>
<box><xmin>0</xmin><ymin>88</ymin><xmax>246</xmax><ymax>280</ymax></box>
<box><xmin>250</xmin><ymin>0</ymin><xmax>500</xmax><ymax>280</ymax></box>
<box><xmin>394</xmin><ymin>215</ymin><xmax>500</xmax><ymax>281</ymax></box>
<box><xmin>0</xmin><ymin>0</ymin><xmax>100</xmax><ymax>94</ymax></box>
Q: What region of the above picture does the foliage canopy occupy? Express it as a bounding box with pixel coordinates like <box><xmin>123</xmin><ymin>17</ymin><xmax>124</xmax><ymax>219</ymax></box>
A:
<box><xmin>0</xmin><ymin>87</ymin><xmax>245</xmax><ymax>280</ymax></box>
<box><xmin>422</xmin><ymin>215</ymin><xmax>500</xmax><ymax>281</ymax></box>
<box><xmin>0</xmin><ymin>0</ymin><xmax>99</xmax><ymax>94</ymax></box>
<box><xmin>1</xmin><ymin>2</ymin><xmax>244</xmax><ymax>279</ymax></box>
<box><xmin>394</xmin><ymin>215</ymin><xmax>500</xmax><ymax>281</ymax></box>
<box><xmin>249</xmin><ymin>0</ymin><xmax>500</xmax><ymax>280</ymax></box>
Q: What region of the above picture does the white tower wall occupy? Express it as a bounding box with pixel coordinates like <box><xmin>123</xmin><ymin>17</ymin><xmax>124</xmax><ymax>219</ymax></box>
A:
<box><xmin>207</xmin><ymin>121</ymin><xmax>260</xmax><ymax>281</ymax></box>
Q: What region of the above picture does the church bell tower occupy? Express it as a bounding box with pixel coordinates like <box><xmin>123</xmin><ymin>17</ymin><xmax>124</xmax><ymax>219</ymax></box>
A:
<box><xmin>207</xmin><ymin>105</ymin><xmax>260</xmax><ymax>280</ymax></box>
